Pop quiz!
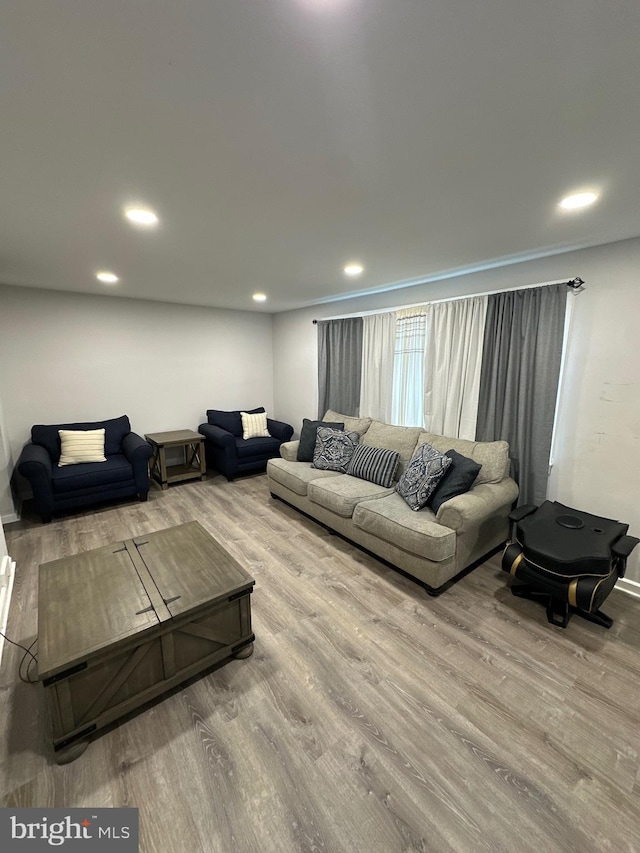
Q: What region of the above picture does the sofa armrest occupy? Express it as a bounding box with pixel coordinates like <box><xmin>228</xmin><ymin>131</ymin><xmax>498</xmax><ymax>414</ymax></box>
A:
<box><xmin>267</xmin><ymin>418</ymin><xmax>294</xmax><ymax>442</ymax></box>
<box><xmin>198</xmin><ymin>423</ymin><xmax>236</xmax><ymax>450</ymax></box>
<box><xmin>279</xmin><ymin>440</ymin><xmax>300</xmax><ymax>462</ymax></box>
<box><xmin>18</xmin><ymin>443</ymin><xmax>53</xmax><ymax>479</ymax></box>
<box><xmin>17</xmin><ymin>443</ymin><xmax>54</xmax><ymax>520</ymax></box>
<box><xmin>436</xmin><ymin>478</ymin><xmax>519</xmax><ymax>533</ymax></box>
<box><xmin>121</xmin><ymin>432</ymin><xmax>153</xmax><ymax>464</ymax></box>
<box><xmin>122</xmin><ymin>432</ymin><xmax>153</xmax><ymax>494</ymax></box>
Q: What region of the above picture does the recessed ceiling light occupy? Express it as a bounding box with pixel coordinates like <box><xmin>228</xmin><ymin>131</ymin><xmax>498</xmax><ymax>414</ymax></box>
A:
<box><xmin>96</xmin><ymin>271</ymin><xmax>119</xmax><ymax>284</ymax></box>
<box><xmin>124</xmin><ymin>206</ymin><xmax>159</xmax><ymax>226</ymax></box>
<box><xmin>558</xmin><ymin>191</ymin><xmax>599</xmax><ymax>211</ymax></box>
<box><xmin>344</xmin><ymin>263</ymin><xmax>364</xmax><ymax>277</ymax></box>
<box><xmin>252</xmin><ymin>292</ymin><xmax>267</xmax><ymax>302</ymax></box>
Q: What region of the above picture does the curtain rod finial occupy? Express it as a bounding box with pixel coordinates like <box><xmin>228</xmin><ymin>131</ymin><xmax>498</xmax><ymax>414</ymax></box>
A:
<box><xmin>567</xmin><ymin>277</ymin><xmax>585</xmax><ymax>290</ymax></box>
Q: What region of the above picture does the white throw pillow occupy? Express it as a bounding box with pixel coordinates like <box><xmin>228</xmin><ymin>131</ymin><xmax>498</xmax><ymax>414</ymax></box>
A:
<box><xmin>240</xmin><ymin>411</ymin><xmax>270</xmax><ymax>440</ymax></box>
<box><xmin>58</xmin><ymin>428</ymin><xmax>107</xmax><ymax>466</ymax></box>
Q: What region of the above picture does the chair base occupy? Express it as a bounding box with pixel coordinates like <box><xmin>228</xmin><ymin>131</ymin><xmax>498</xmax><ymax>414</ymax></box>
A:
<box><xmin>511</xmin><ymin>583</ymin><xmax>614</xmax><ymax>629</ymax></box>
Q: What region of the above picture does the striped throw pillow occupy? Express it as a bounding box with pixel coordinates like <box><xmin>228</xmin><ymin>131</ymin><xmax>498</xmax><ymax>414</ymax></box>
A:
<box><xmin>241</xmin><ymin>411</ymin><xmax>270</xmax><ymax>440</ymax></box>
<box><xmin>58</xmin><ymin>428</ymin><xmax>106</xmax><ymax>466</ymax></box>
<box><xmin>347</xmin><ymin>443</ymin><xmax>400</xmax><ymax>488</ymax></box>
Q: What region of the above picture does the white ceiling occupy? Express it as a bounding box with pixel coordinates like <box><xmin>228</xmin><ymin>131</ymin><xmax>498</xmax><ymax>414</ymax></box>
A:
<box><xmin>2</xmin><ymin>1</ymin><xmax>640</xmax><ymax>313</ymax></box>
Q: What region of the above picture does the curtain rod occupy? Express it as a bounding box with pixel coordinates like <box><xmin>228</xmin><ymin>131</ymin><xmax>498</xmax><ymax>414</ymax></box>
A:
<box><xmin>311</xmin><ymin>276</ymin><xmax>584</xmax><ymax>323</ymax></box>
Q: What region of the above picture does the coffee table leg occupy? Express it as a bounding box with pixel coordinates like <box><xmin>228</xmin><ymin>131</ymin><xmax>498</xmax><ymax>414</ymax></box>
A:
<box><xmin>234</xmin><ymin>643</ymin><xmax>254</xmax><ymax>659</ymax></box>
<box><xmin>54</xmin><ymin>740</ymin><xmax>90</xmax><ymax>765</ymax></box>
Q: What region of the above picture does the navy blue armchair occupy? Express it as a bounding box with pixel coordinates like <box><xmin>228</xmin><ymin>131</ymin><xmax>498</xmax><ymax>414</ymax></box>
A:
<box><xmin>198</xmin><ymin>407</ymin><xmax>293</xmax><ymax>481</ymax></box>
<box><xmin>17</xmin><ymin>415</ymin><xmax>152</xmax><ymax>522</ymax></box>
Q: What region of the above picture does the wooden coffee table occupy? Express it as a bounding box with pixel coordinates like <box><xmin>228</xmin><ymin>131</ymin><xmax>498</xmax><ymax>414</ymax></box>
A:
<box><xmin>38</xmin><ymin>521</ymin><xmax>255</xmax><ymax>763</ymax></box>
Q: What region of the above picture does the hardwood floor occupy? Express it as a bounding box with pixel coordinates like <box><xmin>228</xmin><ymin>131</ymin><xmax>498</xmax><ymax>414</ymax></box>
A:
<box><xmin>2</xmin><ymin>473</ymin><xmax>640</xmax><ymax>852</ymax></box>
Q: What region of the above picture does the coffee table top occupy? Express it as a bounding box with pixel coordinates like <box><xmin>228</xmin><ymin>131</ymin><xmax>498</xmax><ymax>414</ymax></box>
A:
<box><xmin>38</xmin><ymin>521</ymin><xmax>254</xmax><ymax>679</ymax></box>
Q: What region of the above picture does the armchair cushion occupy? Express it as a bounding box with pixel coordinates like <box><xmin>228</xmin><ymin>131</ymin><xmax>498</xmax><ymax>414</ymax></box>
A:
<box><xmin>207</xmin><ymin>407</ymin><xmax>265</xmax><ymax>438</ymax></box>
<box><xmin>51</xmin><ymin>454</ymin><xmax>133</xmax><ymax>493</ymax></box>
<box><xmin>235</xmin><ymin>436</ymin><xmax>283</xmax><ymax>459</ymax></box>
<box><xmin>32</xmin><ymin>415</ymin><xmax>131</xmax><ymax>463</ymax></box>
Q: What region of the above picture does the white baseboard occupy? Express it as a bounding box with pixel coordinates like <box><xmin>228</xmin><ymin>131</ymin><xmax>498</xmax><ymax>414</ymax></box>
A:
<box><xmin>616</xmin><ymin>577</ymin><xmax>640</xmax><ymax>599</ymax></box>
<box><xmin>1</xmin><ymin>510</ymin><xmax>19</xmax><ymax>524</ymax></box>
<box><xmin>0</xmin><ymin>554</ymin><xmax>17</xmax><ymax>668</ymax></box>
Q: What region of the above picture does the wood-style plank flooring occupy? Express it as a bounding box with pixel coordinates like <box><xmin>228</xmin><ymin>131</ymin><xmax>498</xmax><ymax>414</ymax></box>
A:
<box><xmin>2</xmin><ymin>473</ymin><xmax>640</xmax><ymax>852</ymax></box>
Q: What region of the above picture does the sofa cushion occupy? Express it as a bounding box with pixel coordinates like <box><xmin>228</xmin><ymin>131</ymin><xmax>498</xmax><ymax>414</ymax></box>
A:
<box><xmin>347</xmin><ymin>444</ymin><xmax>400</xmax><ymax>488</ymax></box>
<box><xmin>416</xmin><ymin>432</ymin><xmax>509</xmax><ymax>485</ymax></box>
<box><xmin>267</xmin><ymin>458</ymin><xmax>342</xmax><ymax>496</ymax></box>
<box><xmin>308</xmin><ymin>475</ymin><xmax>394</xmax><ymax>518</ymax></box>
<box><xmin>297</xmin><ymin>419</ymin><xmax>344</xmax><ymax>462</ymax></box>
<box><xmin>396</xmin><ymin>443</ymin><xmax>452</xmax><ymax>511</ymax></box>
<box><xmin>207</xmin><ymin>407</ymin><xmax>264</xmax><ymax>438</ymax></box>
<box><xmin>51</xmin><ymin>453</ymin><xmax>133</xmax><ymax>493</ymax></box>
<box><xmin>471</xmin><ymin>441</ymin><xmax>510</xmax><ymax>484</ymax></box>
<box><xmin>58</xmin><ymin>428</ymin><xmax>106</xmax><ymax>466</ymax></box>
<box><xmin>312</xmin><ymin>428</ymin><xmax>360</xmax><ymax>473</ymax></box>
<box><xmin>361</xmin><ymin>422</ymin><xmax>422</xmax><ymax>477</ymax></box>
<box><xmin>323</xmin><ymin>410</ymin><xmax>372</xmax><ymax>437</ymax></box>
<box><xmin>353</xmin><ymin>493</ymin><xmax>456</xmax><ymax>562</ymax></box>
<box><xmin>428</xmin><ymin>449</ymin><xmax>482</xmax><ymax>513</ymax></box>
<box><xmin>32</xmin><ymin>415</ymin><xmax>131</xmax><ymax>464</ymax></box>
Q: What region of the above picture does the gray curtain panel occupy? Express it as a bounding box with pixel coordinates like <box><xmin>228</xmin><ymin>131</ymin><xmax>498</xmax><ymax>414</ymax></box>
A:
<box><xmin>475</xmin><ymin>284</ymin><xmax>567</xmax><ymax>506</ymax></box>
<box><xmin>317</xmin><ymin>318</ymin><xmax>363</xmax><ymax>418</ymax></box>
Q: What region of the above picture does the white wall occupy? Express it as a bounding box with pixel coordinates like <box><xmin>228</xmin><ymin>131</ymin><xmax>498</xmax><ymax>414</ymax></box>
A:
<box><xmin>0</xmin><ymin>284</ymin><xmax>275</xmax><ymax>496</ymax></box>
<box><xmin>0</xmin><ymin>513</ymin><xmax>7</xmax><ymax>561</ymax></box>
<box><xmin>0</xmin><ymin>391</ymin><xmax>17</xmax><ymax>524</ymax></box>
<box><xmin>273</xmin><ymin>236</ymin><xmax>640</xmax><ymax>583</ymax></box>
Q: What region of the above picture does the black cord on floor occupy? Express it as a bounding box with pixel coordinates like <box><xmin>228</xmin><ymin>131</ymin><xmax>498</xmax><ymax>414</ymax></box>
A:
<box><xmin>0</xmin><ymin>631</ymin><xmax>39</xmax><ymax>684</ymax></box>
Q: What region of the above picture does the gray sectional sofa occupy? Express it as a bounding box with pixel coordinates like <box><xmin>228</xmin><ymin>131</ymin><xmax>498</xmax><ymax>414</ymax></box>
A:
<box><xmin>266</xmin><ymin>410</ymin><xmax>519</xmax><ymax>593</ymax></box>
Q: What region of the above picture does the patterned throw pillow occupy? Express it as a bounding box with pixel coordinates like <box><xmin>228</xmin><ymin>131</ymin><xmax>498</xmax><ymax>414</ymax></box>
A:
<box><xmin>347</xmin><ymin>444</ymin><xmax>400</xmax><ymax>488</ymax></box>
<box><xmin>312</xmin><ymin>427</ymin><xmax>360</xmax><ymax>472</ymax></box>
<box><xmin>396</xmin><ymin>443</ymin><xmax>452</xmax><ymax>511</ymax></box>
<box><xmin>58</xmin><ymin>428</ymin><xmax>106</xmax><ymax>467</ymax></box>
<box><xmin>241</xmin><ymin>411</ymin><xmax>270</xmax><ymax>439</ymax></box>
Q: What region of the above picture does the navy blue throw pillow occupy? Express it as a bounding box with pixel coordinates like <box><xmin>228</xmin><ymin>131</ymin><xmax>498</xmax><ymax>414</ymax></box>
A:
<box><xmin>297</xmin><ymin>419</ymin><xmax>344</xmax><ymax>462</ymax></box>
<box><xmin>428</xmin><ymin>449</ymin><xmax>482</xmax><ymax>513</ymax></box>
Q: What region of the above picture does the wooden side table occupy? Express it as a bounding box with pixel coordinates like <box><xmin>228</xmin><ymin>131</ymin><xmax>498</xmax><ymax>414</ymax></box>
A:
<box><xmin>145</xmin><ymin>429</ymin><xmax>206</xmax><ymax>489</ymax></box>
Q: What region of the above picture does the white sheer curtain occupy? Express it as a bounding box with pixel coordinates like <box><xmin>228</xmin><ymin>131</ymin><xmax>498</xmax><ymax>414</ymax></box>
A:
<box><xmin>392</xmin><ymin>308</ymin><xmax>427</xmax><ymax>427</ymax></box>
<box><xmin>359</xmin><ymin>312</ymin><xmax>396</xmax><ymax>422</ymax></box>
<box><xmin>424</xmin><ymin>295</ymin><xmax>487</xmax><ymax>439</ymax></box>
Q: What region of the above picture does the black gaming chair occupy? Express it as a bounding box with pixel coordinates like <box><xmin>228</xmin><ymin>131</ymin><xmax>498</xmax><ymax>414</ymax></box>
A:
<box><xmin>502</xmin><ymin>500</ymin><xmax>639</xmax><ymax>628</ymax></box>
